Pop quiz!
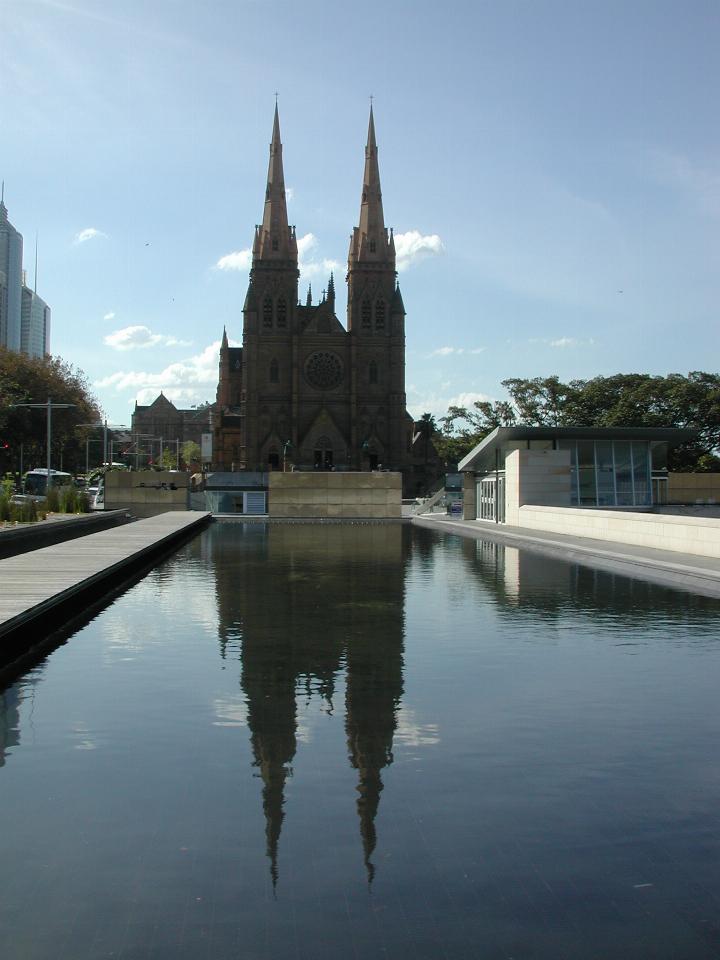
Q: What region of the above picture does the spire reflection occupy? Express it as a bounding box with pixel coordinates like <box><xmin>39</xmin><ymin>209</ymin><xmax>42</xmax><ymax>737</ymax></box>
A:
<box><xmin>212</xmin><ymin>521</ymin><xmax>407</xmax><ymax>888</ymax></box>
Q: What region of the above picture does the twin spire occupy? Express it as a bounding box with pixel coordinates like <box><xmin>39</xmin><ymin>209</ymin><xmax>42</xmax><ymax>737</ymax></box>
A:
<box><xmin>254</xmin><ymin>103</ymin><xmax>394</xmax><ymax>269</ymax></box>
<box><xmin>254</xmin><ymin>103</ymin><xmax>297</xmax><ymax>261</ymax></box>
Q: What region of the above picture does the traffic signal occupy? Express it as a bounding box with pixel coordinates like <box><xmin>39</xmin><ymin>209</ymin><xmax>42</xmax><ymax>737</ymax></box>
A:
<box><xmin>0</xmin><ymin>440</ymin><xmax>9</xmax><ymax>450</ymax></box>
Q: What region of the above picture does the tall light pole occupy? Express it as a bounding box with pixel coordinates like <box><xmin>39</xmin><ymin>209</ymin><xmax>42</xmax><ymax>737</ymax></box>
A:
<box><xmin>9</xmin><ymin>397</ymin><xmax>76</xmax><ymax>490</ymax></box>
<box><xmin>78</xmin><ymin>419</ymin><xmax>115</xmax><ymax>469</ymax></box>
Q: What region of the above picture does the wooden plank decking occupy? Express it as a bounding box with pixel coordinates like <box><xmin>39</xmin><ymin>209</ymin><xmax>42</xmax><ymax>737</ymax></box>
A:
<box><xmin>0</xmin><ymin>511</ymin><xmax>211</xmax><ymax>646</ymax></box>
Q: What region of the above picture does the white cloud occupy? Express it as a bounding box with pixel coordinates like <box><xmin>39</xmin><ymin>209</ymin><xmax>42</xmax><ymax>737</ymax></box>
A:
<box><xmin>296</xmin><ymin>232</ymin><xmax>317</xmax><ymax>258</ymax></box>
<box><xmin>103</xmin><ymin>311</ymin><xmax>116</xmax><ymax>321</ymax></box>
<box><xmin>394</xmin><ymin>230</ymin><xmax>444</xmax><ymax>271</ymax></box>
<box><xmin>301</xmin><ymin>257</ymin><xmax>342</xmax><ymax>280</ymax></box>
<box><xmin>74</xmin><ymin>227</ymin><xmax>107</xmax><ymax>244</ymax></box>
<box><xmin>297</xmin><ymin>232</ymin><xmax>341</xmax><ymax>282</ymax></box>
<box><xmin>448</xmin><ymin>391</ymin><xmax>493</xmax><ymax>408</ymax></box>
<box><xmin>406</xmin><ymin>388</ymin><xmax>493</xmax><ymax>422</ymax></box>
<box><xmin>528</xmin><ymin>336</ymin><xmax>595</xmax><ymax>348</ymax></box>
<box><xmin>286</xmin><ymin>187</ymin><xmax>294</xmax><ymax>202</ymax></box>
<box><xmin>104</xmin><ymin>325</ymin><xmax>192</xmax><ymax>351</ymax></box>
<box><xmin>214</xmin><ymin>232</ymin><xmax>341</xmax><ymax>285</ymax></box>
<box><xmin>428</xmin><ymin>345</ymin><xmax>484</xmax><ymax>357</ymax></box>
<box><xmin>215</xmin><ymin>248</ymin><xmax>252</xmax><ymax>271</ymax></box>
<box><xmin>96</xmin><ymin>341</ymin><xmax>234</xmax><ymax>408</ymax></box>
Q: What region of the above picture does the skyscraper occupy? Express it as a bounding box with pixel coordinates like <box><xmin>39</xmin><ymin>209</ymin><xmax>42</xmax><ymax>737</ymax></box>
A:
<box><xmin>0</xmin><ymin>193</ymin><xmax>24</xmax><ymax>353</ymax></box>
<box><xmin>0</xmin><ymin>194</ymin><xmax>50</xmax><ymax>358</ymax></box>
<box><xmin>21</xmin><ymin>271</ymin><xmax>51</xmax><ymax>359</ymax></box>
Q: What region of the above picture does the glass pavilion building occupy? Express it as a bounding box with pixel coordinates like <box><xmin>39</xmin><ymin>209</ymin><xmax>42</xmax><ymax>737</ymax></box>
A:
<box><xmin>458</xmin><ymin>427</ymin><xmax>695</xmax><ymax>523</ymax></box>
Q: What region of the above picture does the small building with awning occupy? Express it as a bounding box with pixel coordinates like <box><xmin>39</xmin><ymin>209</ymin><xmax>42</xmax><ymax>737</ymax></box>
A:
<box><xmin>457</xmin><ymin>426</ymin><xmax>695</xmax><ymax>524</ymax></box>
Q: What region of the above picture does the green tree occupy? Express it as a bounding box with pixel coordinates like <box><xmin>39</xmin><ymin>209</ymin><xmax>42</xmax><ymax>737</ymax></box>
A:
<box><xmin>434</xmin><ymin>399</ymin><xmax>516</xmax><ymax>464</ymax></box>
<box><xmin>437</xmin><ymin>372</ymin><xmax>720</xmax><ymax>471</ymax></box>
<box><xmin>0</xmin><ymin>347</ymin><xmax>102</xmax><ymax>477</ymax></box>
<box><xmin>158</xmin><ymin>447</ymin><xmax>177</xmax><ymax>470</ymax></box>
<box><xmin>181</xmin><ymin>441</ymin><xmax>201</xmax><ymax>468</ymax></box>
<box><xmin>501</xmin><ymin>375</ymin><xmax>576</xmax><ymax>426</ymax></box>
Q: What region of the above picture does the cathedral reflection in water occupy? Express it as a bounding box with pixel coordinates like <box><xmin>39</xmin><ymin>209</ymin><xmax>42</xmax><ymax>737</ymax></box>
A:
<box><xmin>209</xmin><ymin>521</ymin><xmax>407</xmax><ymax>886</ymax></box>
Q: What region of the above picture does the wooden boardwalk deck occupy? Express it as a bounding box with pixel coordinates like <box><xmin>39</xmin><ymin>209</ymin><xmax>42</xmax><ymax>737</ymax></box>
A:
<box><xmin>0</xmin><ymin>511</ymin><xmax>211</xmax><ymax>650</ymax></box>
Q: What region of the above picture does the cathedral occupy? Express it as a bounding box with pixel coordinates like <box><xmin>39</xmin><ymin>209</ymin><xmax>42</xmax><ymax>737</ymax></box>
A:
<box><xmin>214</xmin><ymin>105</ymin><xmax>414</xmax><ymax>483</ymax></box>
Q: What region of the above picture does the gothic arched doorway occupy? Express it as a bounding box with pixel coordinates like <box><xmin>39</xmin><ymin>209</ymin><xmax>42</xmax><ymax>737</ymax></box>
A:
<box><xmin>313</xmin><ymin>436</ymin><xmax>333</xmax><ymax>470</ymax></box>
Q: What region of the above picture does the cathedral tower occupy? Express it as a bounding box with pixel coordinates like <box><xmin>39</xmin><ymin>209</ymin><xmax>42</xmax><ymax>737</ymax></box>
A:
<box><xmin>347</xmin><ymin>107</ymin><xmax>411</xmax><ymax>472</ymax></box>
<box><xmin>240</xmin><ymin>105</ymin><xmax>299</xmax><ymax>469</ymax></box>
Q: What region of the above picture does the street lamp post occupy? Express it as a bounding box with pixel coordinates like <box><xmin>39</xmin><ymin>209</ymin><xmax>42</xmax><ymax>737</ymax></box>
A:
<box><xmin>79</xmin><ymin>419</ymin><xmax>112</xmax><ymax>472</ymax></box>
<box><xmin>9</xmin><ymin>397</ymin><xmax>76</xmax><ymax>491</ymax></box>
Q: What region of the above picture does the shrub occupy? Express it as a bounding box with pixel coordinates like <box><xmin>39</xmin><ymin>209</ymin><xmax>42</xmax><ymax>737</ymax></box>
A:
<box><xmin>20</xmin><ymin>499</ymin><xmax>38</xmax><ymax>523</ymax></box>
<box><xmin>45</xmin><ymin>486</ymin><xmax>60</xmax><ymax>512</ymax></box>
<box><xmin>59</xmin><ymin>485</ymin><xmax>76</xmax><ymax>513</ymax></box>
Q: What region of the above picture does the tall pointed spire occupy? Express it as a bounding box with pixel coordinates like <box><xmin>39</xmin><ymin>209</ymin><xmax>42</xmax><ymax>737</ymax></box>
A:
<box><xmin>359</xmin><ymin>105</ymin><xmax>385</xmax><ymax>238</ymax></box>
<box><xmin>348</xmin><ymin>106</ymin><xmax>393</xmax><ymax>266</ymax></box>
<box><xmin>221</xmin><ymin>325</ymin><xmax>228</xmax><ymax>349</ymax></box>
<box><xmin>257</xmin><ymin>103</ymin><xmax>296</xmax><ymax>262</ymax></box>
<box><xmin>327</xmin><ymin>272</ymin><xmax>335</xmax><ymax>311</ymax></box>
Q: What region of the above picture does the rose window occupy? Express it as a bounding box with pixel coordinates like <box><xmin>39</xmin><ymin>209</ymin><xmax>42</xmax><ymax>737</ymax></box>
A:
<box><xmin>304</xmin><ymin>351</ymin><xmax>344</xmax><ymax>390</ymax></box>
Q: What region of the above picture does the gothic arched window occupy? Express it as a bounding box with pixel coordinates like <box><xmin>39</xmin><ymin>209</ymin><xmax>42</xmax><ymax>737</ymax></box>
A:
<box><xmin>270</xmin><ymin>358</ymin><xmax>279</xmax><ymax>383</ymax></box>
<box><xmin>369</xmin><ymin>239</ymin><xmax>376</xmax><ymax>253</ymax></box>
<box><xmin>361</xmin><ymin>299</ymin><xmax>371</xmax><ymax>329</ymax></box>
<box><xmin>375</xmin><ymin>299</ymin><xmax>386</xmax><ymax>330</ymax></box>
<box><xmin>276</xmin><ymin>297</ymin><xmax>287</xmax><ymax>328</ymax></box>
<box><xmin>369</xmin><ymin>360</ymin><xmax>378</xmax><ymax>385</ymax></box>
<box><xmin>263</xmin><ymin>297</ymin><xmax>273</xmax><ymax>328</ymax></box>
<box><xmin>272</xmin><ymin>238</ymin><xmax>279</xmax><ymax>251</ymax></box>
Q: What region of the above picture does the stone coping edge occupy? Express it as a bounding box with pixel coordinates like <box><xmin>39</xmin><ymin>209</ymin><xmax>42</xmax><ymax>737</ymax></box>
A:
<box><xmin>412</xmin><ymin>515</ymin><xmax>720</xmax><ymax>600</ymax></box>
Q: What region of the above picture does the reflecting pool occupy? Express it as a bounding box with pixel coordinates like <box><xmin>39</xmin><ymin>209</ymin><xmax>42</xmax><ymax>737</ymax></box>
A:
<box><xmin>2</xmin><ymin>522</ymin><xmax>720</xmax><ymax>959</ymax></box>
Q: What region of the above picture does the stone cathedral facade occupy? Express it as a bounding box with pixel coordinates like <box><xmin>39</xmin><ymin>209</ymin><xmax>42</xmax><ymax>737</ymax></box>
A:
<box><xmin>214</xmin><ymin>106</ymin><xmax>414</xmax><ymax>484</ymax></box>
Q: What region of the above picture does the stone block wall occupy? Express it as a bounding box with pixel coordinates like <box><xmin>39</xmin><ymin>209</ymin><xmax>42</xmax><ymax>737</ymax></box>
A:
<box><xmin>268</xmin><ymin>472</ymin><xmax>402</xmax><ymax>518</ymax></box>
<box><xmin>462</xmin><ymin>473</ymin><xmax>476</xmax><ymax>520</ymax></box>
<box><xmin>504</xmin><ymin>449</ymin><xmax>572</xmax><ymax>525</ymax></box>
<box><xmin>517</xmin><ymin>504</ymin><xmax>720</xmax><ymax>559</ymax></box>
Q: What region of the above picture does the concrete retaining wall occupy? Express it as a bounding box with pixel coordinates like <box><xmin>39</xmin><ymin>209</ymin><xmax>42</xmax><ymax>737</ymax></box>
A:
<box><xmin>517</xmin><ymin>504</ymin><xmax>720</xmax><ymax>558</ymax></box>
<box><xmin>104</xmin><ymin>471</ymin><xmax>190</xmax><ymax>518</ymax></box>
<box><xmin>269</xmin><ymin>472</ymin><xmax>402</xmax><ymax>518</ymax></box>
<box><xmin>668</xmin><ymin>473</ymin><xmax>720</xmax><ymax>504</ymax></box>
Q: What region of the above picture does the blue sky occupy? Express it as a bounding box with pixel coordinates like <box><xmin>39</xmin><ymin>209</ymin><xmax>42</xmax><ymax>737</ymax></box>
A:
<box><xmin>2</xmin><ymin>0</ymin><xmax>718</xmax><ymax>426</ymax></box>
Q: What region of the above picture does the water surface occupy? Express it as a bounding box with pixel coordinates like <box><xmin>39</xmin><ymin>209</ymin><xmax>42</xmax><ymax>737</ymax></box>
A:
<box><xmin>1</xmin><ymin>522</ymin><xmax>720</xmax><ymax>959</ymax></box>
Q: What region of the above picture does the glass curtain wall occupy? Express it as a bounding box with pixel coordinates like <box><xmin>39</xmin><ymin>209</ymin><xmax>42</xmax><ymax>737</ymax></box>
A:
<box><xmin>557</xmin><ymin>440</ymin><xmax>652</xmax><ymax>507</ymax></box>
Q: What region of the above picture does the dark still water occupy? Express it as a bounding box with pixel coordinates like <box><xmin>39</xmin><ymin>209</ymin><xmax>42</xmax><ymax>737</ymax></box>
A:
<box><xmin>2</xmin><ymin>523</ymin><xmax>720</xmax><ymax>960</ymax></box>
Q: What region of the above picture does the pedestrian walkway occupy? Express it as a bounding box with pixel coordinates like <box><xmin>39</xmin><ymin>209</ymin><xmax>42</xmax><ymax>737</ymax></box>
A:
<box><xmin>0</xmin><ymin>512</ymin><xmax>211</xmax><ymax>651</ymax></box>
<box><xmin>413</xmin><ymin>514</ymin><xmax>720</xmax><ymax>599</ymax></box>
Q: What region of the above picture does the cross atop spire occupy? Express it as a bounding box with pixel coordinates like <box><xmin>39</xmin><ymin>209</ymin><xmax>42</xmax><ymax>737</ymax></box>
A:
<box><xmin>255</xmin><ymin>103</ymin><xmax>297</xmax><ymax>262</ymax></box>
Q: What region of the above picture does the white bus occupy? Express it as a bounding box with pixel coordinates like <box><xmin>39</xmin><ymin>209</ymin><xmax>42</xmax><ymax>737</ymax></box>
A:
<box><xmin>23</xmin><ymin>469</ymin><xmax>74</xmax><ymax>497</ymax></box>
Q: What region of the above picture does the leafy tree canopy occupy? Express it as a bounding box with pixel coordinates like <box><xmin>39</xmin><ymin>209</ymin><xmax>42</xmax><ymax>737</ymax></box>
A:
<box><xmin>0</xmin><ymin>347</ymin><xmax>102</xmax><ymax>475</ymax></box>
<box><xmin>437</xmin><ymin>373</ymin><xmax>720</xmax><ymax>471</ymax></box>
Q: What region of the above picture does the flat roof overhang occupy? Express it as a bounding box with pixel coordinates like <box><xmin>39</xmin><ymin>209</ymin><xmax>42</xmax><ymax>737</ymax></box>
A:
<box><xmin>458</xmin><ymin>426</ymin><xmax>697</xmax><ymax>473</ymax></box>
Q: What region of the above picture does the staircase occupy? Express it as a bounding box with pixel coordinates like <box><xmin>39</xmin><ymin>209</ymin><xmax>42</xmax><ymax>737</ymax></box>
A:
<box><xmin>413</xmin><ymin>486</ymin><xmax>447</xmax><ymax>515</ymax></box>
